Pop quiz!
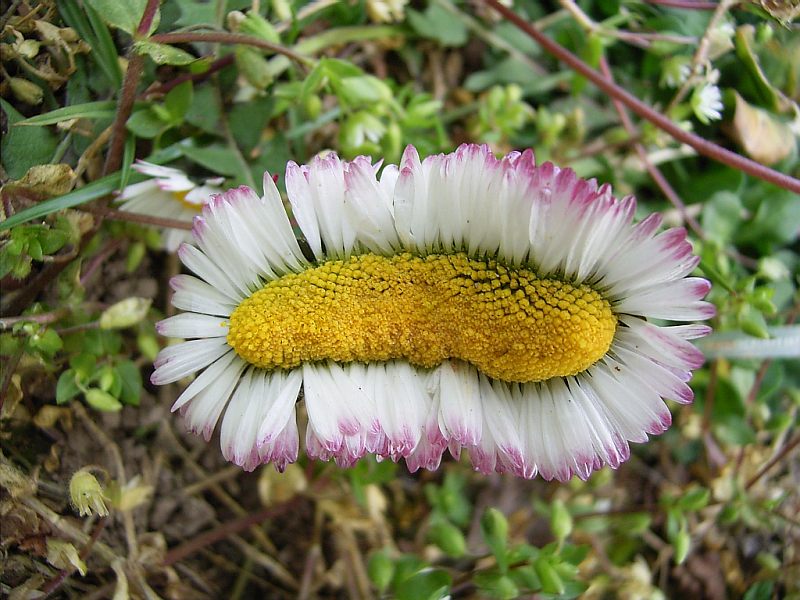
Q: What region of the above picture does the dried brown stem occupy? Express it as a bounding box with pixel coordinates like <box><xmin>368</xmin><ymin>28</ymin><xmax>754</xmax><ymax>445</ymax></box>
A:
<box><xmin>745</xmin><ymin>434</ymin><xmax>800</xmax><ymax>490</ymax></box>
<box><xmin>162</xmin><ymin>501</ymin><xmax>296</xmax><ymax>567</ymax></box>
<box><xmin>149</xmin><ymin>32</ymin><xmax>314</xmax><ymax>67</ymax></box>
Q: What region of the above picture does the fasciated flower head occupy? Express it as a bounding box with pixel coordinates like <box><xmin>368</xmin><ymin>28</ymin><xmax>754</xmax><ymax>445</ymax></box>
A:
<box><xmin>117</xmin><ymin>161</ymin><xmax>224</xmax><ymax>251</ymax></box>
<box><xmin>151</xmin><ymin>144</ymin><xmax>714</xmax><ymax>480</ymax></box>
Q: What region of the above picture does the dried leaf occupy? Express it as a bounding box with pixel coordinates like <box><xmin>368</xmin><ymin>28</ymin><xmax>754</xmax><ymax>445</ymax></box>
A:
<box><xmin>46</xmin><ymin>539</ymin><xmax>87</xmax><ymax>576</ymax></box>
<box><xmin>725</xmin><ymin>93</ymin><xmax>796</xmax><ymax>165</ymax></box>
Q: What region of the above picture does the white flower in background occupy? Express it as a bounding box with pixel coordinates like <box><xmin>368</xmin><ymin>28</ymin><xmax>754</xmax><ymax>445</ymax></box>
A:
<box><xmin>117</xmin><ymin>161</ymin><xmax>224</xmax><ymax>252</ymax></box>
<box><xmin>707</xmin><ymin>21</ymin><xmax>735</xmax><ymax>59</ymax></box>
<box><xmin>151</xmin><ymin>144</ymin><xmax>713</xmax><ymax>479</ymax></box>
<box><xmin>366</xmin><ymin>0</ymin><xmax>408</xmax><ymax>23</ymax></box>
<box><xmin>692</xmin><ymin>83</ymin><xmax>724</xmax><ymax>124</ymax></box>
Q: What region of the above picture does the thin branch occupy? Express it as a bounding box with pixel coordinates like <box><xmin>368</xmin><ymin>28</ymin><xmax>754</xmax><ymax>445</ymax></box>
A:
<box><xmin>136</xmin><ymin>0</ymin><xmax>161</xmax><ymax>37</ymax></box>
<box><xmin>643</xmin><ymin>0</ymin><xmax>722</xmax><ymax>9</ymax></box>
<box><xmin>0</xmin><ymin>348</ymin><xmax>23</xmax><ymax>412</ymax></box>
<box><xmin>0</xmin><ymin>307</ymin><xmax>71</xmax><ymax>330</ymax></box>
<box><xmin>149</xmin><ymin>54</ymin><xmax>235</xmax><ymax>95</ymax></box>
<box><xmin>102</xmin><ymin>55</ymin><xmax>144</xmax><ymax>177</ymax></box>
<box><xmin>481</xmin><ymin>0</ymin><xmax>800</xmax><ymax>195</ymax></box>
<box><xmin>598</xmin><ymin>57</ymin><xmax>706</xmax><ymax>239</ymax></box>
<box><xmin>745</xmin><ymin>434</ymin><xmax>800</xmax><ymax>490</ymax></box>
<box><xmin>86</xmin><ymin>207</ymin><xmax>193</xmax><ymax>230</ymax></box>
<box><xmin>163</xmin><ymin>501</ymin><xmax>296</xmax><ymax>567</ymax></box>
<box><xmin>149</xmin><ymin>32</ymin><xmax>315</xmax><ymax>67</ymax></box>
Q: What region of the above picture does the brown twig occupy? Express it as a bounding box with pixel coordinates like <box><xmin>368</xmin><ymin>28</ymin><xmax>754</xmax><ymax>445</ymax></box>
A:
<box><xmin>745</xmin><ymin>434</ymin><xmax>800</xmax><ymax>490</ymax></box>
<box><xmin>149</xmin><ymin>32</ymin><xmax>314</xmax><ymax>67</ymax></box>
<box><xmin>79</xmin><ymin>238</ymin><xmax>125</xmax><ymax>286</ymax></box>
<box><xmin>481</xmin><ymin>0</ymin><xmax>800</xmax><ymax>195</ymax></box>
<box><xmin>101</xmin><ymin>0</ymin><xmax>161</xmax><ymax>176</ymax></box>
<box><xmin>136</xmin><ymin>0</ymin><xmax>161</xmax><ymax>37</ymax></box>
<box><xmin>643</xmin><ymin>0</ymin><xmax>723</xmax><ymax>10</ymax></box>
<box><xmin>598</xmin><ymin>57</ymin><xmax>706</xmax><ymax>240</ymax></box>
<box><xmin>102</xmin><ymin>55</ymin><xmax>144</xmax><ymax>177</ymax></box>
<box><xmin>85</xmin><ymin>207</ymin><xmax>193</xmax><ymax>230</ymax></box>
<box><xmin>0</xmin><ymin>307</ymin><xmax>71</xmax><ymax>330</ymax></box>
<box><xmin>0</xmin><ymin>348</ymin><xmax>23</xmax><ymax>412</ymax></box>
<box><xmin>162</xmin><ymin>501</ymin><xmax>296</xmax><ymax>567</ymax></box>
<box><xmin>150</xmin><ymin>54</ymin><xmax>236</xmax><ymax>96</ymax></box>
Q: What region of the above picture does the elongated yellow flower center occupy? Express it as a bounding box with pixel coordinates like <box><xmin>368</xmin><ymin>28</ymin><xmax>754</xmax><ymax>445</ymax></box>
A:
<box><xmin>227</xmin><ymin>253</ymin><xmax>616</xmax><ymax>383</ymax></box>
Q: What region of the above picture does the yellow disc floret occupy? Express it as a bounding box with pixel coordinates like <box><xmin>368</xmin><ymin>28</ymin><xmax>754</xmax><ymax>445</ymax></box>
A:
<box><xmin>226</xmin><ymin>253</ymin><xmax>617</xmax><ymax>383</ymax></box>
<box><xmin>171</xmin><ymin>190</ymin><xmax>202</xmax><ymax>211</ymax></box>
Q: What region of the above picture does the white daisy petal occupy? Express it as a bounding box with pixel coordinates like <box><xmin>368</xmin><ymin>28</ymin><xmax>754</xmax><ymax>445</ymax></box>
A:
<box><xmin>151</xmin><ymin>338</ymin><xmax>231</xmax><ymax>384</ymax></box>
<box><xmin>156</xmin><ymin>313</ymin><xmax>229</xmax><ymax>339</ymax></box>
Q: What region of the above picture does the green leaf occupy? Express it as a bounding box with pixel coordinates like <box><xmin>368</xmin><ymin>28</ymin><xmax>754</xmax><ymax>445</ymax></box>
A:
<box><xmin>481</xmin><ymin>508</ymin><xmax>510</xmax><ymax>572</ymax></box>
<box><xmin>427</xmin><ymin>519</ymin><xmax>466</xmax><ymax>558</ymax></box>
<box><xmin>31</xmin><ymin>328</ymin><xmax>63</xmax><ymax>356</ymax></box>
<box><xmin>474</xmin><ymin>570</ymin><xmax>520</xmax><ymax>600</ymax></box>
<box><xmin>407</xmin><ymin>4</ymin><xmax>468</xmax><ymax>47</ymax></box>
<box><xmin>85</xmin><ymin>388</ymin><xmax>123</xmax><ymax>412</ymax></box>
<box><xmin>56</xmin><ymin>370</ymin><xmax>81</xmax><ymax>404</ymax></box>
<box><xmin>116</xmin><ymin>361</ymin><xmax>142</xmax><ymax>406</ymax></box>
<box><xmin>550</xmin><ymin>499</ymin><xmax>573</xmax><ymax>542</ymax></box>
<box><xmin>677</xmin><ymin>488</ymin><xmax>710</xmax><ymax>511</ymax></box>
<box><xmin>1</xmin><ymin>99</ymin><xmax>58</xmax><ymax>180</ymax></box>
<box><xmin>134</xmin><ymin>41</ymin><xmax>196</xmax><ymax>65</ymax></box>
<box><xmin>701</xmin><ymin>191</ymin><xmax>743</xmax><ymax>245</ymax></box>
<box><xmin>127</xmin><ymin>107</ymin><xmax>170</xmax><ymax>139</ymax></box>
<box><xmin>185</xmin><ymin>84</ymin><xmax>223</xmax><ymax>134</ymax></box>
<box><xmin>164</xmin><ymin>82</ymin><xmax>193</xmax><ymax>121</ymax></box>
<box><xmin>180</xmin><ymin>144</ymin><xmax>245</xmax><ymax>177</ymax></box>
<box><xmin>367</xmin><ymin>550</ymin><xmax>394</xmax><ymax>593</ymax></box>
<box><xmin>17</xmin><ymin>101</ymin><xmax>118</xmax><ymax>126</ymax></box>
<box><xmin>70</xmin><ymin>353</ymin><xmax>97</xmax><ymax>380</ymax></box>
<box><xmin>394</xmin><ymin>568</ymin><xmax>451</xmax><ymax>600</ymax></box>
<box><xmin>84</xmin><ymin>0</ymin><xmax>158</xmax><ymax>36</ymax></box>
<box><xmin>533</xmin><ymin>556</ymin><xmax>564</xmax><ymax>595</ymax></box>
<box><xmin>743</xmin><ymin>581</ymin><xmax>775</xmax><ymax>600</ymax></box>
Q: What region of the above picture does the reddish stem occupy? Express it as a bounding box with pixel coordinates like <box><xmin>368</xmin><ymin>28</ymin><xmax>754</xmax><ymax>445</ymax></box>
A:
<box><xmin>136</xmin><ymin>0</ymin><xmax>161</xmax><ymax>37</ymax></box>
<box><xmin>745</xmin><ymin>435</ymin><xmax>800</xmax><ymax>490</ymax></box>
<box><xmin>152</xmin><ymin>54</ymin><xmax>235</xmax><ymax>95</ymax></box>
<box><xmin>644</xmin><ymin>0</ymin><xmax>721</xmax><ymax>9</ymax></box>
<box><xmin>103</xmin><ymin>55</ymin><xmax>144</xmax><ymax>177</ymax></box>
<box><xmin>482</xmin><ymin>0</ymin><xmax>800</xmax><ymax>195</ymax></box>
<box><xmin>599</xmin><ymin>57</ymin><xmax>706</xmax><ymax>239</ymax></box>
<box><xmin>149</xmin><ymin>32</ymin><xmax>313</xmax><ymax>66</ymax></box>
<box><xmin>162</xmin><ymin>501</ymin><xmax>295</xmax><ymax>566</ymax></box>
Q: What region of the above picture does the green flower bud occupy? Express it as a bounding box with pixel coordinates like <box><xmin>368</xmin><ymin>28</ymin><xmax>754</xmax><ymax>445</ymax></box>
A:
<box><xmin>9</xmin><ymin>77</ymin><xmax>43</xmax><ymax>105</ymax></box>
<box><xmin>69</xmin><ymin>469</ymin><xmax>109</xmax><ymax>517</ymax></box>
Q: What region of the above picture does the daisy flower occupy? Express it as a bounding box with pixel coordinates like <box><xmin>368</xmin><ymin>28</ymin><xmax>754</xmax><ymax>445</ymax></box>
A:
<box><xmin>151</xmin><ymin>144</ymin><xmax>714</xmax><ymax>480</ymax></box>
<box><xmin>117</xmin><ymin>161</ymin><xmax>224</xmax><ymax>252</ymax></box>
